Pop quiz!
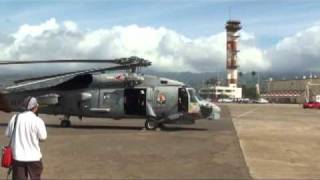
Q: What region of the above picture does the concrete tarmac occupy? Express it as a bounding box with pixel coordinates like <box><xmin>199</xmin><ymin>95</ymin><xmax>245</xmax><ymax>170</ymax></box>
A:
<box><xmin>230</xmin><ymin>104</ymin><xmax>320</xmax><ymax>180</ymax></box>
<box><xmin>0</xmin><ymin>106</ymin><xmax>251</xmax><ymax>179</ymax></box>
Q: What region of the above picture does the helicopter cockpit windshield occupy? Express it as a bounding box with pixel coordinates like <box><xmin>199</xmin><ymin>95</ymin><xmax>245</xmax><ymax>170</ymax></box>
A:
<box><xmin>187</xmin><ymin>88</ymin><xmax>203</xmax><ymax>103</ymax></box>
<box><xmin>186</xmin><ymin>88</ymin><xmax>215</xmax><ymax>119</ymax></box>
<box><xmin>186</xmin><ymin>88</ymin><xmax>201</xmax><ymax>114</ymax></box>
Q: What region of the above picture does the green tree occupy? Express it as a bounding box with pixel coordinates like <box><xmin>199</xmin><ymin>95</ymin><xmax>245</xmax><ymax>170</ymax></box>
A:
<box><xmin>242</xmin><ymin>85</ymin><xmax>258</xmax><ymax>99</ymax></box>
<box><xmin>205</xmin><ymin>78</ymin><xmax>218</xmax><ymax>85</ymax></box>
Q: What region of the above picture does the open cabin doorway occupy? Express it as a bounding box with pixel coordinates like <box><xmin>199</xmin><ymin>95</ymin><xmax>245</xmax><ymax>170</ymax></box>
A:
<box><xmin>124</xmin><ymin>88</ymin><xmax>146</xmax><ymax>115</ymax></box>
<box><xmin>178</xmin><ymin>88</ymin><xmax>189</xmax><ymax>113</ymax></box>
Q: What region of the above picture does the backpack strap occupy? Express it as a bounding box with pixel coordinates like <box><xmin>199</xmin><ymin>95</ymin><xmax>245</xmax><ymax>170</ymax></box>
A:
<box><xmin>8</xmin><ymin>113</ymin><xmax>19</xmax><ymax>147</ymax></box>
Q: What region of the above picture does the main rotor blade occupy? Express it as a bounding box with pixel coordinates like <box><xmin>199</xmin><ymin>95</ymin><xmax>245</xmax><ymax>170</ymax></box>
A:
<box><xmin>3</xmin><ymin>56</ymin><xmax>152</xmax><ymax>91</ymax></box>
<box><xmin>5</xmin><ymin>64</ymin><xmax>135</xmax><ymax>91</ymax></box>
<box><xmin>0</xmin><ymin>59</ymin><xmax>118</xmax><ymax>65</ymax></box>
<box><xmin>0</xmin><ymin>56</ymin><xmax>152</xmax><ymax>66</ymax></box>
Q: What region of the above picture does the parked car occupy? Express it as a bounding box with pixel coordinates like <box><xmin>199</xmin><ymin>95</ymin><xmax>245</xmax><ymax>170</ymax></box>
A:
<box><xmin>303</xmin><ymin>101</ymin><xmax>320</xmax><ymax>109</ymax></box>
<box><xmin>217</xmin><ymin>98</ymin><xmax>233</xmax><ymax>103</ymax></box>
<box><xmin>238</xmin><ymin>98</ymin><xmax>250</xmax><ymax>103</ymax></box>
<box><xmin>252</xmin><ymin>98</ymin><xmax>269</xmax><ymax>104</ymax></box>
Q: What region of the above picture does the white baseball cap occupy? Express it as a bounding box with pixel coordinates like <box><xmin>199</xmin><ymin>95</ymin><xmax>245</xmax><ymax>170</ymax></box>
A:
<box><xmin>26</xmin><ymin>97</ymin><xmax>38</xmax><ymax>110</ymax></box>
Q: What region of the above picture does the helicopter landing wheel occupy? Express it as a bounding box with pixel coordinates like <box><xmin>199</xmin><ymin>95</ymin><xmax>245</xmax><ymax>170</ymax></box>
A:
<box><xmin>145</xmin><ymin>117</ymin><xmax>158</xmax><ymax>130</ymax></box>
<box><xmin>158</xmin><ymin>123</ymin><xmax>166</xmax><ymax>129</ymax></box>
<box><xmin>60</xmin><ymin>120</ymin><xmax>71</xmax><ymax>128</ymax></box>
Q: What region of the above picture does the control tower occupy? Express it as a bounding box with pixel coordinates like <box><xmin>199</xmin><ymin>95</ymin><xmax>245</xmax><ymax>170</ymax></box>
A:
<box><xmin>225</xmin><ymin>20</ymin><xmax>241</xmax><ymax>88</ymax></box>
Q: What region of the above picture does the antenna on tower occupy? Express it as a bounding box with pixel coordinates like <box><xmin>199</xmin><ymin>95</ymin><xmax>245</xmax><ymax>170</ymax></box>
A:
<box><xmin>228</xmin><ymin>6</ymin><xmax>232</xmax><ymax>20</ymax></box>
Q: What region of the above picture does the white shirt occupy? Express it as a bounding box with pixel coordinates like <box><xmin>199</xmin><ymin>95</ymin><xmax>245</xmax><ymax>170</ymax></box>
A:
<box><xmin>5</xmin><ymin>111</ymin><xmax>47</xmax><ymax>161</ymax></box>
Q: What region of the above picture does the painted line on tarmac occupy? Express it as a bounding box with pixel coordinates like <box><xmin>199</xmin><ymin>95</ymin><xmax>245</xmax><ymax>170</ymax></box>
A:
<box><xmin>235</xmin><ymin>107</ymin><xmax>261</xmax><ymax>119</ymax></box>
<box><xmin>230</xmin><ymin>106</ymin><xmax>260</xmax><ymax>180</ymax></box>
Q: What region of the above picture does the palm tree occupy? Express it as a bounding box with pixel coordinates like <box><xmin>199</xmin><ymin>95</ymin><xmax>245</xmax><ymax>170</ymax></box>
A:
<box><xmin>251</xmin><ymin>71</ymin><xmax>256</xmax><ymax>77</ymax></box>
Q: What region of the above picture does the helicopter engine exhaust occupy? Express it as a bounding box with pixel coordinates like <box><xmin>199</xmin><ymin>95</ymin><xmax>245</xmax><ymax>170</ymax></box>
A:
<box><xmin>37</xmin><ymin>93</ymin><xmax>60</xmax><ymax>106</ymax></box>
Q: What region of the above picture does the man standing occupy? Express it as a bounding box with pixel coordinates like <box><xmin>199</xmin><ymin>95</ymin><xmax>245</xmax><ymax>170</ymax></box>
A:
<box><xmin>5</xmin><ymin>97</ymin><xmax>47</xmax><ymax>180</ymax></box>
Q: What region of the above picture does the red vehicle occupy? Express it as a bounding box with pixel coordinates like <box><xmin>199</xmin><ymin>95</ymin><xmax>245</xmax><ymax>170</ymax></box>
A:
<box><xmin>303</xmin><ymin>101</ymin><xmax>320</xmax><ymax>109</ymax></box>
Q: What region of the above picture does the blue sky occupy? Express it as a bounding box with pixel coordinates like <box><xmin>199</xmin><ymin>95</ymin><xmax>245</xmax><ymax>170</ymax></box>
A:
<box><xmin>1</xmin><ymin>0</ymin><xmax>320</xmax><ymax>48</ymax></box>
<box><xmin>1</xmin><ymin>0</ymin><xmax>320</xmax><ymax>73</ymax></box>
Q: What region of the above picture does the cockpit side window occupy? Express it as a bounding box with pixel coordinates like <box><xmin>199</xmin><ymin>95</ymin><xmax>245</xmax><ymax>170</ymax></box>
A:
<box><xmin>187</xmin><ymin>89</ymin><xmax>197</xmax><ymax>103</ymax></box>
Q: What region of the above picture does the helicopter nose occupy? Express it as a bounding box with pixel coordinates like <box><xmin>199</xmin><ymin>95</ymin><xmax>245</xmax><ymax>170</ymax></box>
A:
<box><xmin>207</xmin><ymin>104</ymin><xmax>221</xmax><ymax>120</ymax></box>
<box><xmin>200</xmin><ymin>105</ymin><xmax>213</xmax><ymax>119</ymax></box>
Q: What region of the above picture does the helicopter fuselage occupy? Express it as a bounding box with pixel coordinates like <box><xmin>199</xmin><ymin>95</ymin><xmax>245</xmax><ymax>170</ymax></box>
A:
<box><xmin>3</xmin><ymin>73</ymin><xmax>214</xmax><ymax>129</ymax></box>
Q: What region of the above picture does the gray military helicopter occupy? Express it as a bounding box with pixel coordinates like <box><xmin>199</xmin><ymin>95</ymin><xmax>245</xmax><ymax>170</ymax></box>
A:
<box><xmin>0</xmin><ymin>56</ymin><xmax>214</xmax><ymax>130</ymax></box>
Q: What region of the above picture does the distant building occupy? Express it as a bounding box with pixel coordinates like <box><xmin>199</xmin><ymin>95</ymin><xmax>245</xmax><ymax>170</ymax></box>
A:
<box><xmin>261</xmin><ymin>78</ymin><xmax>320</xmax><ymax>104</ymax></box>
<box><xmin>199</xmin><ymin>85</ymin><xmax>242</xmax><ymax>100</ymax></box>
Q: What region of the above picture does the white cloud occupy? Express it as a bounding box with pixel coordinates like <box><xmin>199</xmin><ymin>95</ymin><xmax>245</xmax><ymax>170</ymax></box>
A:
<box><xmin>0</xmin><ymin>18</ymin><xmax>271</xmax><ymax>72</ymax></box>
<box><xmin>238</xmin><ymin>31</ymin><xmax>270</xmax><ymax>72</ymax></box>
<box><xmin>266</xmin><ymin>25</ymin><xmax>320</xmax><ymax>72</ymax></box>
<box><xmin>63</xmin><ymin>21</ymin><xmax>78</xmax><ymax>32</ymax></box>
<box><xmin>13</xmin><ymin>18</ymin><xmax>59</xmax><ymax>40</ymax></box>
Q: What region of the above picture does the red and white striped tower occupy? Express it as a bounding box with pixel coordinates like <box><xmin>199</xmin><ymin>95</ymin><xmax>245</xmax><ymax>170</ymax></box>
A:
<box><xmin>225</xmin><ymin>20</ymin><xmax>241</xmax><ymax>88</ymax></box>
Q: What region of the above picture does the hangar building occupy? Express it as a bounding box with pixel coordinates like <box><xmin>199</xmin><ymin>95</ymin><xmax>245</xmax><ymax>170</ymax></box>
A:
<box><xmin>261</xmin><ymin>78</ymin><xmax>320</xmax><ymax>104</ymax></box>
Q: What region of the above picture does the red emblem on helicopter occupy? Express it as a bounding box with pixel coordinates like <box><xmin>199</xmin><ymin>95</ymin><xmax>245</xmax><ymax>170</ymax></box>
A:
<box><xmin>157</xmin><ymin>94</ymin><xmax>166</xmax><ymax>104</ymax></box>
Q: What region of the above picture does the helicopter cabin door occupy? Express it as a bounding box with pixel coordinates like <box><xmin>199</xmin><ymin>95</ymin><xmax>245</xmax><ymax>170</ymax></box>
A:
<box><xmin>178</xmin><ymin>88</ymin><xmax>189</xmax><ymax>112</ymax></box>
<box><xmin>124</xmin><ymin>88</ymin><xmax>146</xmax><ymax>115</ymax></box>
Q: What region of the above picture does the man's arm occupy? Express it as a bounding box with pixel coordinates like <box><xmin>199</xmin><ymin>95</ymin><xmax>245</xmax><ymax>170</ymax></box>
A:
<box><xmin>37</xmin><ymin>119</ymin><xmax>47</xmax><ymax>141</ymax></box>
